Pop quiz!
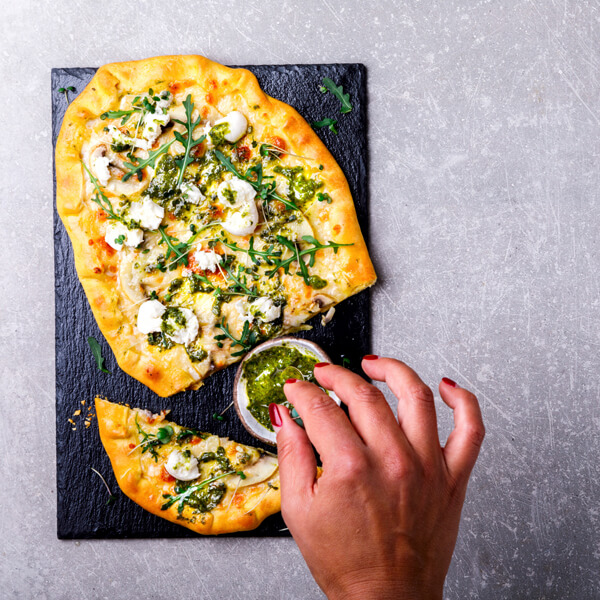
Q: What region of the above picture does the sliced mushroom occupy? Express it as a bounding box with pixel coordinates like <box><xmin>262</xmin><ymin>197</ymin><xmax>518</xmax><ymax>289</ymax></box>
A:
<box><xmin>236</xmin><ymin>455</ymin><xmax>278</xmax><ymax>487</ymax></box>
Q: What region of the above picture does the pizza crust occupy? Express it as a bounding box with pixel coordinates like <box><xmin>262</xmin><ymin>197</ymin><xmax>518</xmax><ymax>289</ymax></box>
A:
<box><xmin>95</xmin><ymin>397</ymin><xmax>281</xmax><ymax>535</ymax></box>
<box><xmin>56</xmin><ymin>56</ymin><xmax>376</xmax><ymax>396</ymax></box>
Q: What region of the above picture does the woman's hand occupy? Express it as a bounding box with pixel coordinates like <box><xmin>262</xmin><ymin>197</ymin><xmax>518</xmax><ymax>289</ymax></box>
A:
<box><xmin>269</xmin><ymin>356</ymin><xmax>485</xmax><ymax>600</ymax></box>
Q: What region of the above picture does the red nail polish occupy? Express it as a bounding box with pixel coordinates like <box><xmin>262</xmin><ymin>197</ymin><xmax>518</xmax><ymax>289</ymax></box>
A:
<box><xmin>363</xmin><ymin>354</ymin><xmax>379</xmax><ymax>360</ymax></box>
<box><xmin>285</xmin><ymin>378</ymin><xmax>297</xmax><ymax>384</ymax></box>
<box><xmin>269</xmin><ymin>403</ymin><xmax>282</xmax><ymax>428</ymax></box>
<box><xmin>442</xmin><ymin>377</ymin><xmax>457</xmax><ymax>388</ymax></box>
<box><xmin>314</xmin><ymin>362</ymin><xmax>329</xmax><ymax>368</ymax></box>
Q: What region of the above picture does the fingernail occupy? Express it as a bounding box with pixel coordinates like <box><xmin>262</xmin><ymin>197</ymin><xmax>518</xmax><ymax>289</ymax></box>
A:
<box><xmin>314</xmin><ymin>362</ymin><xmax>329</xmax><ymax>368</ymax></box>
<box><xmin>269</xmin><ymin>403</ymin><xmax>282</xmax><ymax>428</ymax></box>
<box><xmin>285</xmin><ymin>378</ymin><xmax>297</xmax><ymax>384</ymax></box>
<box><xmin>363</xmin><ymin>354</ymin><xmax>379</xmax><ymax>360</ymax></box>
<box><xmin>442</xmin><ymin>377</ymin><xmax>457</xmax><ymax>388</ymax></box>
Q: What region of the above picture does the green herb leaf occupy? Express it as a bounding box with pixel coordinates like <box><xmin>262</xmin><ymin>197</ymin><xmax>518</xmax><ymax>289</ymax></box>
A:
<box><xmin>122</xmin><ymin>139</ymin><xmax>175</xmax><ymax>182</ymax></box>
<box><xmin>214</xmin><ymin>150</ymin><xmax>300</xmax><ymax>212</ymax></box>
<box><xmin>174</xmin><ymin>94</ymin><xmax>205</xmax><ymax>188</ymax></box>
<box><xmin>264</xmin><ymin>235</ymin><xmax>352</xmax><ymax>285</ymax></box>
<box><xmin>156</xmin><ymin>425</ymin><xmax>174</xmax><ymax>444</ymax></box>
<box><xmin>87</xmin><ymin>336</ymin><xmax>110</xmax><ymax>373</ymax></box>
<box><xmin>158</xmin><ymin>226</ymin><xmax>192</xmax><ymax>270</ymax></box>
<box><xmin>81</xmin><ymin>161</ymin><xmax>123</xmax><ymax>222</ymax></box>
<box><xmin>313</xmin><ymin>118</ymin><xmax>338</xmax><ymax>134</ymax></box>
<box><xmin>215</xmin><ymin>319</ymin><xmax>257</xmax><ymax>357</ymax></box>
<box><xmin>321</xmin><ymin>77</ymin><xmax>353</xmax><ymax>114</ymax></box>
<box><xmin>160</xmin><ymin>470</ymin><xmax>242</xmax><ymax>512</ymax></box>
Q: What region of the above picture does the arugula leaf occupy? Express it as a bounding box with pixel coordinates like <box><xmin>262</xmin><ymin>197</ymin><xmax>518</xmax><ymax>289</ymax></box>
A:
<box><xmin>160</xmin><ymin>470</ymin><xmax>242</xmax><ymax>513</ymax></box>
<box><xmin>87</xmin><ymin>336</ymin><xmax>110</xmax><ymax>374</ymax></box>
<box><xmin>265</xmin><ymin>235</ymin><xmax>352</xmax><ymax>285</ymax></box>
<box><xmin>215</xmin><ymin>319</ymin><xmax>258</xmax><ymax>356</ymax></box>
<box><xmin>122</xmin><ymin>139</ymin><xmax>175</xmax><ymax>182</ymax></box>
<box><xmin>214</xmin><ymin>150</ymin><xmax>299</xmax><ymax>212</ymax></box>
<box><xmin>158</xmin><ymin>226</ymin><xmax>193</xmax><ymax>270</ymax></box>
<box><xmin>81</xmin><ymin>161</ymin><xmax>123</xmax><ymax>222</ymax></box>
<box><xmin>321</xmin><ymin>77</ymin><xmax>353</xmax><ymax>114</ymax></box>
<box><xmin>173</xmin><ymin>94</ymin><xmax>205</xmax><ymax>188</ymax></box>
<box><xmin>313</xmin><ymin>118</ymin><xmax>338</xmax><ymax>134</ymax></box>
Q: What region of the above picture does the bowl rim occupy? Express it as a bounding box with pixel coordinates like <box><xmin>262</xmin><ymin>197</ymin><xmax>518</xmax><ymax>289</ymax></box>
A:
<box><xmin>233</xmin><ymin>336</ymin><xmax>338</xmax><ymax>445</ymax></box>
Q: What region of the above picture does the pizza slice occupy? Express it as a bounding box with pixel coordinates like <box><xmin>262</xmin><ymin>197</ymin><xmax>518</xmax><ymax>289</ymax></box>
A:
<box><xmin>56</xmin><ymin>55</ymin><xmax>376</xmax><ymax>396</ymax></box>
<box><xmin>95</xmin><ymin>397</ymin><xmax>281</xmax><ymax>534</ymax></box>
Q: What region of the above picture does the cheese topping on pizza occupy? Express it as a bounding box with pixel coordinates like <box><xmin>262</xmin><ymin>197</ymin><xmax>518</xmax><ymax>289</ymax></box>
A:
<box><xmin>83</xmin><ymin>90</ymin><xmax>347</xmax><ymax>369</ymax></box>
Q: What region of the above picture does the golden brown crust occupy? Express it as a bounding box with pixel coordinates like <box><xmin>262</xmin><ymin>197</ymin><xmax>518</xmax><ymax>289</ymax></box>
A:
<box><xmin>56</xmin><ymin>56</ymin><xmax>376</xmax><ymax>396</ymax></box>
<box><xmin>95</xmin><ymin>397</ymin><xmax>281</xmax><ymax>535</ymax></box>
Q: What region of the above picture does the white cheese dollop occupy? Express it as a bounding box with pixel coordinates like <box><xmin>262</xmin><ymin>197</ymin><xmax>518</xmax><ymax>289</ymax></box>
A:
<box><xmin>163</xmin><ymin>308</ymin><xmax>199</xmax><ymax>345</ymax></box>
<box><xmin>223</xmin><ymin>203</ymin><xmax>259</xmax><ymax>237</ymax></box>
<box><xmin>248</xmin><ymin>297</ymin><xmax>281</xmax><ymax>322</ymax></box>
<box><xmin>105</xmin><ymin>222</ymin><xmax>144</xmax><ymax>250</ymax></box>
<box><xmin>107</xmin><ymin>125</ymin><xmax>149</xmax><ymax>151</ymax></box>
<box><xmin>165</xmin><ymin>449</ymin><xmax>200</xmax><ymax>481</ymax></box>
<box><xmin>193</xmin><ymin>249</ymin><xmax>223</xmax><ymax>273</ymax></box>
<box><xmin>128</xmin><ymin>198</ymin><xmax>165</xmax><ymax>230</ymax></box>
<box><xmin>217</xmin><ymin>178</ymin><xmax>259</xmax><ymax>237</ymax></box>
<box><xmin>213</xmin><ymin>111</ymin><xmax>248</xmax><ymax>143</ymax></box>
<box><xmin>180</xmin><ymin>182</ymin><xmax>205</xmax><ymax>205</ymax></box>
<box><xmin>217</xmin><ymin>177</ymin><xmax>255</xmax><ymax>206</ymax></box>
<box><xmin>90</xmin><ymin>146</ymin><xmax>111</xmax><ymax>186</ymax></box>
<box><xmin>137</xmin><ymin>300</ymin><xmax>166</xmax><ymax>334</ymax></box>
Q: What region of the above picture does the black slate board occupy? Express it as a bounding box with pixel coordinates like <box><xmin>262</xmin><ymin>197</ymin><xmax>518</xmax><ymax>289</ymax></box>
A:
<box><xmin>53</xmin><ymin>63</ymin><xmax>370</xmax><ymax>538</ymax></box>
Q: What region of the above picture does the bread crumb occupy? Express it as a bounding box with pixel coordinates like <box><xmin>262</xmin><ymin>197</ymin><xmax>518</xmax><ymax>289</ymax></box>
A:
<box><xmin>73</xmin><ymin>410</ymin><xmax>81</xmax><ymax>416</ymax></box>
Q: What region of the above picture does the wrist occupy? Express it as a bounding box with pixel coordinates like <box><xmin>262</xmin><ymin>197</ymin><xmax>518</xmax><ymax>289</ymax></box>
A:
<box><xmin>322</xmin><ymin>569</ymin><xmax>443</xmax><ymax>600</ymax></box>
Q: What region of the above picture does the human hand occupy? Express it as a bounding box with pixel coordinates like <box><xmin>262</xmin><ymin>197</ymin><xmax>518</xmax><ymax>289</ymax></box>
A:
<box><xmin>269</xmin><ymin>356</ymin><xmax>485</xmax><ymax>600</ymax></box>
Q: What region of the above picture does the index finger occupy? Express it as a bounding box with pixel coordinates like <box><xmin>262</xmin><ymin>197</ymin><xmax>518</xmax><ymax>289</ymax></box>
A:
<box><xmin>283</xmin><ymin>380</ymin><xmax>364</xmax><ymax>463</ymax></box>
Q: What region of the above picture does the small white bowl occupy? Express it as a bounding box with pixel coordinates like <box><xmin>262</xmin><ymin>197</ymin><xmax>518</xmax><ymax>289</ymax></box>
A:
<box><xmin>233</xmin><ymin>336</ymin><xmax>341</xmax><ymax>445</ymax></box>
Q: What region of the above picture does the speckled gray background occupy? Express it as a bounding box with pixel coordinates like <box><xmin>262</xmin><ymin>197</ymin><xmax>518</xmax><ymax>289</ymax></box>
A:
<box><xmin>1</xmin><ymin>1</ymin><xmax>599</xmax><ymax>599</ymax></box>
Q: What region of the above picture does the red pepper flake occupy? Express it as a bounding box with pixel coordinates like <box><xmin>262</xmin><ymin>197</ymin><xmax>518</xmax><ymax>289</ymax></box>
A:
<box><xmin>93</xmin><ymin>267</ymin><xmax>102</xmax><ymax>274</ymax></box>
<box><xmin>128</xmin><ymin>443</ymin><xmax>136</xmax><ymax>449</ymax></box>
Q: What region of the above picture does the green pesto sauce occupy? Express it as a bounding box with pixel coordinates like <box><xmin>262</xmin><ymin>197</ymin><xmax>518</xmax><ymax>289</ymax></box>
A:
<box><xmin>209</xmin><ymin>122</ymin><xmax>230</xmax><ymax>146</ymax></box>
<box><xmin>145</xmin><ymin>154</ymin><xmax>179</xmax><ymax>202</ymax></box>
<box><xmin>273</xmin><ymin>165</ymin><xmax>323</xmax><ymax>209</ymax></box>
<box><xmin>307</xmin><ymin>275</ymin><xmax>328</xmax><ymax>289</ymax></box>
<box><xmin>242</xmin><ymin>345</ymin><xmax>319</xmax><ymax>431</ymax></box>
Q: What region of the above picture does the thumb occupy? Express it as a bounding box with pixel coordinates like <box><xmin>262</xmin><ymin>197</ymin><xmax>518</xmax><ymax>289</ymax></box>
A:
<box><xmin>270</xmin><ymin>403</ymin><xmax>318</xmax><ymax>504</ymax></box>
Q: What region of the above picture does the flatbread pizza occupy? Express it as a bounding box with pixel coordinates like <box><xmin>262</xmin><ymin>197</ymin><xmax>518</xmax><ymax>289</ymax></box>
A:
<box><xmin>56</xmin><ymin>55</ymin><xmax>376</xmax><ymax>396</ymax></box>
<box><xmin>96</xmin><ymin>397</ymin><xmax>281</xmax><ymax>534</ymax></box>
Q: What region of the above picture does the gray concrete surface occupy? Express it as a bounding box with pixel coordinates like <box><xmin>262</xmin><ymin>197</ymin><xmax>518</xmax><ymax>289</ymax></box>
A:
<box><xmin>1</xmin><ymin>0</ymin><xmax>599</xmax><ymax>598</ymax></box>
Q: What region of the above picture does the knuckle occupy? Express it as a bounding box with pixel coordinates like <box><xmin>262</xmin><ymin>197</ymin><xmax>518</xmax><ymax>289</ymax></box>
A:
<box><xmin>353</xmin><ymin>382</ymin><xmax>384</xmax><ymax>404</ymax></box>
<box><xmin>275</xmin><ymin>435</ymin><xmax>296</xmax><ymax>465</ymax></box>
<box><xmin>407</xmin><ymin>382</ymin><xmax>434</xmax><ymax>405</ymax></box>
<box><xmin>336</xmin><ymin>449</ymin><xmax>369</xmax><ymax>477</ymax></box>
<box><xmin>465</xmin><ymin>422</ymin><xmax>486</xmax><ymax>447</ymax></box>
<box><xmin>305</xmin><ymin>392</ymin><xmax>337</xmax><ymax>416</ymax></box>
<box><xmin>386</xmin><ymin>456</ymin><xmax>417</xmax><ymax>480</ymax></box>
